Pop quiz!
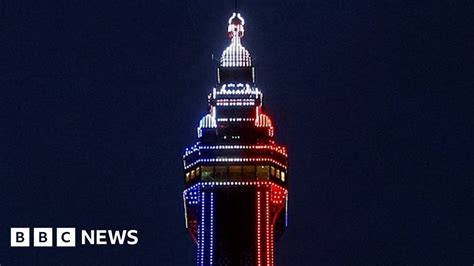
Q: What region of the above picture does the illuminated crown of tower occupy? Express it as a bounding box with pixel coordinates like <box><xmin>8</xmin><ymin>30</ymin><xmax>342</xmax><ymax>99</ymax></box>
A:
<box><xmin>220</xmin><ymin>12</ymin><xmax>252</xmax><ymax>67</ymax></box>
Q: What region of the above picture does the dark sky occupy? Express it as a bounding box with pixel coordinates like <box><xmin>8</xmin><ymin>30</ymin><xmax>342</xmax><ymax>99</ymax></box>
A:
<box><xmin>0</xmin><ymin>1</ymin><xmax>472</xmax><ymax>265</ymax></box>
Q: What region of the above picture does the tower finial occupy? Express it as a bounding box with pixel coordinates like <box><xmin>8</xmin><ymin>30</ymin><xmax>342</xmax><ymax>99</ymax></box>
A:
<box><xmin>227</xmin><ymin>12</ymin><xmax>245</xmax><ymax>40</ymax></box>
<box><xmin>221</xmin><ymin>12</ymin><xmax>250</xmax><ymax>67</ymax></box>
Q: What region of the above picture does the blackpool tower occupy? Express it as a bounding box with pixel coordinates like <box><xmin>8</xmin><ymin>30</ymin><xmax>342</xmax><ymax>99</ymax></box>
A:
<box><xmin>182</xmin><ymin>12</ymin><xmax>289</xmax><ymax>266</ymax></box>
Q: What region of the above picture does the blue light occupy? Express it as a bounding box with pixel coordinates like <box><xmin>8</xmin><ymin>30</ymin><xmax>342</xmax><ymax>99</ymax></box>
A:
<box><xmin>200</xmin><ymin>192</ymin><xmax>205</xmax><ymax>265</ymax></box>
<box><xmin>210</xmin><ymin>192</ymin><xmax>214</xmax><ymax>265</ymax></box>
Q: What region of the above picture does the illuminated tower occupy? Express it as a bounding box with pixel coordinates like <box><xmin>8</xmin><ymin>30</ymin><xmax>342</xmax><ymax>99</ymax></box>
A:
<box><xmin>183</xmin><ymin>12</ymin><xmax>288</xmax><ymax>266</ymax></box>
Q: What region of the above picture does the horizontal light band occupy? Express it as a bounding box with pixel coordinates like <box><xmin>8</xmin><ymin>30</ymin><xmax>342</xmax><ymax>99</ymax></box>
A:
<box><xmin>184</xmin><ymin>157</ymin><xmax>287</xmax><ymax>170</ymax></box>
<box><xmin>184</xmin><ymin>181</ymin><xmax>288</xmax><ymax>194</ymax></box>
<box><xmin>184</xmin><ymin>144</ymin><xmax>287</xmax><ymax>158</ymax></box>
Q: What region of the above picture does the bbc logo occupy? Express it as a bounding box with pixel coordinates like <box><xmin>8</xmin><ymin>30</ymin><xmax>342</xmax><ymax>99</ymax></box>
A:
<box><xmin>11</xmin><ymin>228</ymin><xmax>76</xmax><ymax>247</ymax></box>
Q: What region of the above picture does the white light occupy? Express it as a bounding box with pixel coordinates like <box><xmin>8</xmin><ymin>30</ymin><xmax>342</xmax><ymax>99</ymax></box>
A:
<box><xmin>221</xmin><ymin>13</ymin><xmax>251</xmax><ymax>67</ymax></box>
<box><xmin>184</xmin><ymin>157</ymin><xmax>287</xmax><ymax>170</ymax></box>
<box><xmin>183</xmin><ymin>193</ymin><xmax>188</xmax><ymax>228</ymax></box>
<box><xmin>210</xmin><ymin>192</ymin><xmax>214</xmax><ymax>265</ymax></box>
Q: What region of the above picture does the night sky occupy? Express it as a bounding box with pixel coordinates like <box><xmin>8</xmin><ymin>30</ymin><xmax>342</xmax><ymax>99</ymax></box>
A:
<box><xmin>0</xmin><ymin>1</ymin><xmax>472</xmax><ymax>265</ymax></box>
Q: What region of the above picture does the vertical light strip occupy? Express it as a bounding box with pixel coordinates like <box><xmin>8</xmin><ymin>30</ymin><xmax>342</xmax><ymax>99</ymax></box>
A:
<box><xmin>210</xmin><ymin>192</ymin><xmax>214</xmax><ymax>265</ymax></box>
<box><xmin>269</xmin><ymin>185</ymin><xmax>274</xmax><ymax>266</ymax></box>
<box><xmin>265</xmin><ymin>190</ymin><xmax>270</xmax><ymax>266</ymax></box>
<box><xmin>270</xmin><ymin>224</ymin><xmax>274</xmax><ymax>266</ymax></box>
<box><xmin>257</xmin><ymin>190</ymin><xmax>262</xmax><ymax>266</ymax></box>
<box><xmin>183</xmin><ymin>192</ymin><xmax>188</xmax><ymax>228</ymax></box>
<box><xmin>197</xmin><ymin>193</ymin><xmax>201</xmax><ymax>266</ymax></box>
<box><xmin>201</xmin><ymin>192</ymin><xmax>206</xmax><ymax>265</ymax></box>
